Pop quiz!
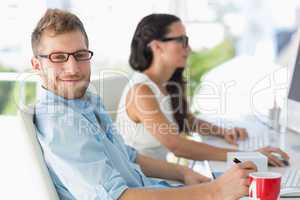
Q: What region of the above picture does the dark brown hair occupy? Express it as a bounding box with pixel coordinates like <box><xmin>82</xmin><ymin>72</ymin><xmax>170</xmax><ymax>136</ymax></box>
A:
<box><xmin>31</xmin><ymin>8</ymin><xmax>89</xmax><ymax>55</ymax></box>
<box><xmin>129</xmin><ymin>13</ymin><xmax>189</xmax><ymax>132</ymax></box>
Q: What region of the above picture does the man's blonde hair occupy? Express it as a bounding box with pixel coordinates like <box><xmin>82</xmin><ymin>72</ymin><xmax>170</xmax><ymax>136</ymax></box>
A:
<box><xmin>31</xmin><ymin>8</ymin><xmax>89</xmax><ymax>55</ymax></box>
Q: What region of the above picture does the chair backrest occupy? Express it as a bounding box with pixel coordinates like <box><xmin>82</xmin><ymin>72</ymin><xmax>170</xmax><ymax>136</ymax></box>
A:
<box><xmin>18</xmin><ymin>106</ymin><xmax>59</xmax><ymax>200</ymax></box>
<box><xmin>89</xmin><ymin>73</ymin><xmax>129</xmax><ymax>121</ymax></box>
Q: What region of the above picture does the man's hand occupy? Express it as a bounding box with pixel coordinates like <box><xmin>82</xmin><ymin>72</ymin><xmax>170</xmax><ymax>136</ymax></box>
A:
<box><xmin>257</xmin><ymin>146</ymin><xmax>290</xmax><ymax>167</ymax></box>
<box><xmin>215</xmin><ymin>161</ymin><xmax>257</xmax><ymax>199</ymax></box>
<box><xmin>224</xmin><ymin>127</ymin><xmax>248</xmax><ymax>145</ymax></box>
<box><xmin>181</xmin><ymin>168</ymin><xmax>211</xmax><ymax>185</ymax></box>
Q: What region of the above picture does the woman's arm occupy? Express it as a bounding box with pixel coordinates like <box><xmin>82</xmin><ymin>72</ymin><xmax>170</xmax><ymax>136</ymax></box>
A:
<box><xmin>187</xmin><ymin>113</ymin><xmax>225</xmax><ymax>137</ymax></box>
<box><xmin>126</xmin><ymin>84</ymin><xmax>235</xmax><ymax>161</ymax></box>
<box><xmin>187</xmin><ymin>113</ymin><xmax>248</xmax><ymax>144</ymax></box>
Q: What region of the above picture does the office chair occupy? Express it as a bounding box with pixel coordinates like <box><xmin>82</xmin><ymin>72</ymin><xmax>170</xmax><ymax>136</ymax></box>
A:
<box><xmin>89</xmin><ymin>73</ymin><xmax>129</xmax><ymax>122</ymax></box>
<box><xmin>18</xmin><ymin>106</ymin><xmax>59</xmax><ymax>200</ymax></box>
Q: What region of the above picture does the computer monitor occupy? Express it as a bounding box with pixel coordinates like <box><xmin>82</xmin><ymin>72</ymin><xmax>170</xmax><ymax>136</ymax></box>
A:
<box><xmin>287</xmin><ymin>41</ymin><xmax>300</xmax><ymax>134</ymax></box>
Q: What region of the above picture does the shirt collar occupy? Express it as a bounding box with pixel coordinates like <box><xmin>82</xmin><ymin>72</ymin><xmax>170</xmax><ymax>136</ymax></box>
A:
<box><xmin>37</xmin><ymin>86</ymin><xmax>89</xmax><ymax>110</ymax></box>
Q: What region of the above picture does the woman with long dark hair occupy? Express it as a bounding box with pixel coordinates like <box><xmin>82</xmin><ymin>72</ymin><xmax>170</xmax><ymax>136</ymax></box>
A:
<box><xmin>116</xmin><ymin>13</ymin><xmax>288</xmax><ymax>166</ymax></box>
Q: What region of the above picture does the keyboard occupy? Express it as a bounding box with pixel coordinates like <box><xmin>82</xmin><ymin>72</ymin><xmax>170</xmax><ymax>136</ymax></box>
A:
<box><xmin>281</xmin><ymin>169</ymin><xmax>300</xmax><ymax>197</ymax></box>
<box><xmin>282</xmin><ymin>169</ymin><xmax>300</xmax><ymax>188</ymax></box>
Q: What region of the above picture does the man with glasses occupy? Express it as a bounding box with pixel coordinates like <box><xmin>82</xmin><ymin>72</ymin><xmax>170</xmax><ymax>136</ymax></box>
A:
<box><xmin>32</xmin><ymin>9</ymin><xmax>256</xmax><ymax>200</ymax></box>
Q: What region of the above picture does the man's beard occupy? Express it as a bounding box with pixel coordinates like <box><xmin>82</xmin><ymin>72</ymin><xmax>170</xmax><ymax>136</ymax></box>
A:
<box><xmin>58</xmin><ymin>79</ymin><xmax>90</xmax><ymax>99</ymax></box>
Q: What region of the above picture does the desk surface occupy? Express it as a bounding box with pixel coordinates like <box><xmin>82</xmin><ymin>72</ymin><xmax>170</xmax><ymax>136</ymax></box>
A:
<box><xmin>196</xmin><ymin>115</ymin><xmax>300</xmax><ymax>200</ymax></box>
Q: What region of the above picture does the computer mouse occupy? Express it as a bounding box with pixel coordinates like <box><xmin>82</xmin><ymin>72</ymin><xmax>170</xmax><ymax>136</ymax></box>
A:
<box><xmin>271</xmin><ymin>152</ymin><xmax>290</xmax><ymax>166</ymax></box>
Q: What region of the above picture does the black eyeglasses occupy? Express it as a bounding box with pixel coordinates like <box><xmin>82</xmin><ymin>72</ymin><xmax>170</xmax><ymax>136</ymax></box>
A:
<box><xmin>160</xmin><ymin>35</ymin><xmax>189</xmax><ymax>48</ymax></box>
<box><xmin>37</xmin><ymin>50</ymin><xmax>93</xmax><ymax>63</ymax></box>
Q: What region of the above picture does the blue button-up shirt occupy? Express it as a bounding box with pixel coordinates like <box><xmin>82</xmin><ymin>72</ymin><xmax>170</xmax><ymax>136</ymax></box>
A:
<box><xmin>34</xmin><ymin>88</ymin><xmax>171</xmax><ymax>200</ymax></box>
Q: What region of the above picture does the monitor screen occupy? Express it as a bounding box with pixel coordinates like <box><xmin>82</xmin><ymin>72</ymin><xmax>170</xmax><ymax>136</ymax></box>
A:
<box><xmin>288</xmin><ymin>44</ymin><xmax>300</xmax><ymax>102</ymax></box>
<box><xmin>287</xmin><ymin>40</ymin><xmax>300</xmax><ymax>134</ymax></box>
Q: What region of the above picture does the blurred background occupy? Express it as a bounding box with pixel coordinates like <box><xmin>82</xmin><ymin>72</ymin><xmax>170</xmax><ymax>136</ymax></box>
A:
<box><xmin>1</xmin><ymin>0</ymin><xmax>300</xmax><ymax>116</ymax></box>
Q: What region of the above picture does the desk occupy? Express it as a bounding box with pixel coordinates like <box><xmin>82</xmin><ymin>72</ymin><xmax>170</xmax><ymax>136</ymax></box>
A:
<box><xmin>195</xmin><ymin>115</ymin><xmax>300</xmax><ymax>200</ymax></box>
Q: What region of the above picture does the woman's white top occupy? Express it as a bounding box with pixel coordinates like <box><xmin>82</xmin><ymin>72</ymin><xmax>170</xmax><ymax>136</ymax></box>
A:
<box><xmin>116</xmin><ymin>72</ymin><xmax>177</xmax><ymax>160</ymax></box>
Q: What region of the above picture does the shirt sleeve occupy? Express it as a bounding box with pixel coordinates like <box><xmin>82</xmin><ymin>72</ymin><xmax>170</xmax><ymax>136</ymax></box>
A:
<box><xmin>35</xmin><ymin>110</ymin><xmax>130</xmax><ymax>200</ymax></box>
<box><xmin>125</xmin><ymin>145</ymin><xmax>138</xmax><ymax>163</ymax></box>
